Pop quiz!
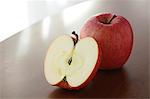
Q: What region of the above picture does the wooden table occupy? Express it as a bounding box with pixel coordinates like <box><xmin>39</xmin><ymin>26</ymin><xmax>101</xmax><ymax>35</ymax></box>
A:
<box><xmin>1</xmin><ymin>0</ymin><xmax>149</xmax><ymax>98</ymax></box>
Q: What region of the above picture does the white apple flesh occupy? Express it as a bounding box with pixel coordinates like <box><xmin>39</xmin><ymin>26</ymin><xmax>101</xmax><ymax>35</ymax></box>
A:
<box><xmin>44</xmin><ymin>33</ymin><xmax>101</xmax><ymax>90</ymax></box>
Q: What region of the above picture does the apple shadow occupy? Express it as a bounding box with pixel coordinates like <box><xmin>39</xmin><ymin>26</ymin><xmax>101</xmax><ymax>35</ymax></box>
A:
<box><xmin>49</xmin><ymin>68</ymin><xmax>130</xmax><ymax>98</ymax></box>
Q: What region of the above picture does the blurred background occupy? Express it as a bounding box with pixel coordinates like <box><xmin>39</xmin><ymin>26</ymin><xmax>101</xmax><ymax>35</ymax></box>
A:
<box><xmin>0</xmin><ymin>0</ymin><xmax>149</xmax><ymax>42</ymax></box>
<box><xmin>0</xmin><ymin>0</ymin><xmax>86</xmax><ymax>42</ymax></box>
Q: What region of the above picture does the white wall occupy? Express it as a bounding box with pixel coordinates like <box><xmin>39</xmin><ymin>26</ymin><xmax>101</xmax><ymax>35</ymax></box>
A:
<box><xmin>0</xmin><ymin>0</ymin><xmax>87</xmax><ymax>42</ymax></box>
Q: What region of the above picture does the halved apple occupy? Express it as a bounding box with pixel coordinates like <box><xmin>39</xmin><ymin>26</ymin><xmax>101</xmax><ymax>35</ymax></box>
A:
<box><xmin>44</xmin><ymin>32</ymin><xmax>101</xmax><ymax>90</ymax></box>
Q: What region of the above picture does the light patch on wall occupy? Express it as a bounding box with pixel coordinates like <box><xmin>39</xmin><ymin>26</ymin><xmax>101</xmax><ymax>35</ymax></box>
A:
<box><xmin>62</xmin><ymin>1</ymin><xmax>92</xmax><ymax>26</ymax></box>
<box><xmin>17</xmin><ymin>29</ymin><xmax>31</xmax><ymax>58</ymax></box>
<box><xmin>42</xmin><ymin>17</ymin><xmax>51</xmax><ymax>40</ymax></box>
<box><xmin>0</xmin><ymin>0</ymin><xmax>29</xmax><ymax>42</ymax></box>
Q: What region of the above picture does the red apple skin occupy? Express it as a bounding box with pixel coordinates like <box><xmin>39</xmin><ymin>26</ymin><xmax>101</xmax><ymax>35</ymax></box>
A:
<box><xmin>54</xmin><ymin>44</ymin><xmax>102</xmax><ymax>90</ymax></box>
<box><xmin>80</xmin><ymin>13</ymin><xmax>133</xmax><ymax>69</ymax></box>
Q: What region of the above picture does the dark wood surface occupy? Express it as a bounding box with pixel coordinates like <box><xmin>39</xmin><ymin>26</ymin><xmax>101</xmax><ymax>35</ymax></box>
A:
<box><xmin>1</xmin><ymin>0</ymin><xmax>149</xmax><ymax>98</ymax></box>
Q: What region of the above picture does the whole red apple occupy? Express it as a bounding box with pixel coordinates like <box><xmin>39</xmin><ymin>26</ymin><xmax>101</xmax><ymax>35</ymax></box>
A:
<box><xmin>80</xmin><ymin>13</ymin><xmax>133</xmax><ymax>69</ymax></box>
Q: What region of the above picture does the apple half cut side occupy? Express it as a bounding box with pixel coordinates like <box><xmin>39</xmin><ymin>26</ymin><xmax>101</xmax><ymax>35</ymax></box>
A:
<box><xmin>44</xmin><ymin>32</ymin><xmax>101</xmax><ymax>90</ymax></box>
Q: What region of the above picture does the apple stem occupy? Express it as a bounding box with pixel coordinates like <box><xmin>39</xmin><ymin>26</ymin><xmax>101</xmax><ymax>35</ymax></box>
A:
<box><xmin>67</xmin><ymin>31</ymin><xmax>78</xmax><ymax>66</ymax></box>
<box><xmin>72</xmin><ymin>31</ymin><xmax>78</xmax><ymax>45</ymax></box>
<box><xmin>63</xmin><ymin>76</ymin><xmax>67</xmax><ymax>82</ymax></box>
<box><xmin>107</xmin><ymin>15</ymin><xmax>117</xmax><ymax>24</ymax></box>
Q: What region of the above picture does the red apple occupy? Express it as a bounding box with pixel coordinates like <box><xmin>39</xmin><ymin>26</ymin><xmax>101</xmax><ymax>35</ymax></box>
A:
<box><xmin>80</xmin><ymin>13</ymin><xmax>133</xmax><ymax>69</ymax></box>
<box><xmin>44</xmin><ymin>32</ymin><xmax>101</xmax><ymax>90</ymax></box>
